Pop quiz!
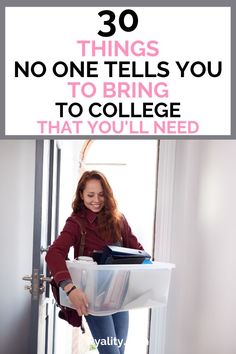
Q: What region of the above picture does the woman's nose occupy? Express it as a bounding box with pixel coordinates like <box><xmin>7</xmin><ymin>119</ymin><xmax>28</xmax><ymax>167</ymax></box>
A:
<box><xmin>94</xmin><ymin>195</ymin><xmax>99</xmax><ymax>202</ymax></box>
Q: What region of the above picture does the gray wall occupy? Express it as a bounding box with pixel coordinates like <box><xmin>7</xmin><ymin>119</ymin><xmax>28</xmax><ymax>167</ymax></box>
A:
<box><xmin>0</xmin><ymin>141</ymin><xmax>35</xmax><ymax>354</ymax></box>
<box><xmin>165</xmin><ymin>140</ymin><xmax>236</xmax><ymax>354</ymax></box>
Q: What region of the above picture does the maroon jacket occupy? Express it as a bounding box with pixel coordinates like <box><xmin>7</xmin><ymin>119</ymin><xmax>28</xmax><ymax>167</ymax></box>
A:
<box><xmin>46</xmin><ymin>207</ymin><xmax>143</xmax><ymax>285</ymax></box>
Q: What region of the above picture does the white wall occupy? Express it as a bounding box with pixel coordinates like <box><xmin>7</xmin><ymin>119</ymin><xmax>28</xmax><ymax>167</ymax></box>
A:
<box><xmin>0</xmin><ymin>141</ymin><xmax>35</xmax><ymax>354</ymax></box>
<box><xmin>165</xmin><ymin>140</ymin><xmax>236</xmax><ymax>354</ymax></box>
<box><xmin>58</xmin><ymin>140</ymin><xmax>85</xmax><ymax>228</ymax></box>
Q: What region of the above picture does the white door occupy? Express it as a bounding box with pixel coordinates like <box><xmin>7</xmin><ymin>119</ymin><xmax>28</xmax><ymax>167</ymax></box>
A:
<box><xmin>23</xmin><ymin>140</ymin><xmax>61</xmax><ymax>354</ymax></box>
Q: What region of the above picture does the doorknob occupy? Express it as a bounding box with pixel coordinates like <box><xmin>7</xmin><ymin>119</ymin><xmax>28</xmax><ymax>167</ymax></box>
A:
<box><xmin>23</xmin><ymin>276</ymin><xmax>33</xmax><ymax>293</ymax></box>
<box><xmin>22</xmin><ymin>269</ymin><xmax>45</xmax><ymax>299</ymax></box>
<box><xmin>40</xmin><ymin>274</ymin><xmax>52</xmax><ymax>282</ymax></box>
<box><xmin>23</xmin><ymin>270</ymin><xmax>52</xmax><ymax>298</ymax></box>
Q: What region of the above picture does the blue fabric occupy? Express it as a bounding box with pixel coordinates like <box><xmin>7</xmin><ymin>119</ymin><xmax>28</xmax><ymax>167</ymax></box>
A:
<box><xmin>85</xmin><ymin>311</ymin><xmax>129</xmax><ymax>354</ymax></box>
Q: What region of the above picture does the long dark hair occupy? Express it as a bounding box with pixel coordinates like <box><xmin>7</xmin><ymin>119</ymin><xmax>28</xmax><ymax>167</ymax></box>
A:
<box><xmin>72</xmin><ymin>170</ymin><xmax>122</xmax><ymax>242</ymax></box>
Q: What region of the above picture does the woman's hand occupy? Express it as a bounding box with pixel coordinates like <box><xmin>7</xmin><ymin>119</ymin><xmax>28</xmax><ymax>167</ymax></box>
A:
<box><xmin>64</xmin><ymin>284</ymin><xmax>89</xmax><ymax>316</ymax></box>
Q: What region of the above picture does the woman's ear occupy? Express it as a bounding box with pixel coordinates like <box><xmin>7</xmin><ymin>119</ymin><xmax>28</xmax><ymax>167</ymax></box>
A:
<box><xmin>80</xmin><ymin>191</ymin><xmax>83</xmax><ymax>200</ymax></box>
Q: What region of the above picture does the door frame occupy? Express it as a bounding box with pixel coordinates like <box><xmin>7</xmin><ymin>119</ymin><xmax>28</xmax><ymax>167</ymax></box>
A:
<box><xmin>29</xmin><ymin>140</ymin><xmax>45</xmax><ymax>353</ymax></box>
<box><xmin>149</xmin><ymin>140</ymin><xmax>176</xmax><ymax>354</ymax></box>
<box><xmin>29</xmin><ymin>140</ymin><xmax>61</xmax><ymax>354</ymax></box>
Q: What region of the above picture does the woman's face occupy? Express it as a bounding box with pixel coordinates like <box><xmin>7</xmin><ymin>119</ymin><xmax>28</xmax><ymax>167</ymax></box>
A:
<box><xmin>81</xmin><ymin>179</ymin><xmax>105</xmax><ymax>213</ymax></box>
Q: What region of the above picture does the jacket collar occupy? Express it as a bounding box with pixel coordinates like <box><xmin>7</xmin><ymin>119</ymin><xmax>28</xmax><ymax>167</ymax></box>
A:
<box><xmin>78</xmin><ymin>206</ymin><xmax>98</xmax><ymax>224</ymax></box>
<box><xmin>85</xmin><ymin>208</ymin><xmax>98</xmax><ymax>224</ymax></box>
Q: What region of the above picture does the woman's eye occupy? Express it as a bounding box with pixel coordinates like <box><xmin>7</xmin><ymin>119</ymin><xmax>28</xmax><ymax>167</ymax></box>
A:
<box><xmin>86</xmin><ymin>193</ymin><xmax>103</xmax><ymax>198</ymax></box>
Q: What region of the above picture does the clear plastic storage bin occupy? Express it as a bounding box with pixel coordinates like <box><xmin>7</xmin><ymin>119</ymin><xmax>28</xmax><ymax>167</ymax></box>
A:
<box><xmin>59</xmin><ymin>260</ymin><xmax>175</xmax><ymax>316</ymax></box>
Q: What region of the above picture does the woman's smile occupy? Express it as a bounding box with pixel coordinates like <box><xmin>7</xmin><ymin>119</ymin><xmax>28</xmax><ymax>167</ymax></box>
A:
<box><xmin>81</xmin><ymin>179</ymin><xmax>105</xmax><ymax>213</ymax></box>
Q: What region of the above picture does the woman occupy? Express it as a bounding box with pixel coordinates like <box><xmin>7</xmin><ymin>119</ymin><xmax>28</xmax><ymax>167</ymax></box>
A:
<box><xmin>46</xmin><ymin>170</ymin><xmax>143</xmax><ymax>354</ymax></box>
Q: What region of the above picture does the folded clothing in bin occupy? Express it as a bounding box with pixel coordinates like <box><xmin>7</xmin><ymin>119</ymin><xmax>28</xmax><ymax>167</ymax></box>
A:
<box><xmin>99</xmin><ymin>245</ymin><xmax>151</xmax><ymax>264</ymax></box>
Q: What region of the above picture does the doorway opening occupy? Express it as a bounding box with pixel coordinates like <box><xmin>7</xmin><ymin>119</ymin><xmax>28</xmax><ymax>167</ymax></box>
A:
<box><xmin>54</xmin><ymin>139</ymin><xmax>158</xmax><ymax>354</ymax></box>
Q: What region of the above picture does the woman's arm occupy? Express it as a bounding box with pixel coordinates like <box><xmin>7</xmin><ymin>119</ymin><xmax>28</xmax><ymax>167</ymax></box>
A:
<box><xmin>45</xmin><ymin>217</ymin><xmax>79</xmax><ymax>284</ymax></box>
<box><xmin>46</xmin><ymin>217</ymin><xmax>89</xmax><ymax>315</ymax></box>
<box><xmin>64</xmin><ymin>284</ymin><xmax>89</xmax><ymax>316</ymax></box>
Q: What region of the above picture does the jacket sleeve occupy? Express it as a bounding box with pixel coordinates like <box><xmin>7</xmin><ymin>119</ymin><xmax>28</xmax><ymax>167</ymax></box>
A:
<box><xmin>121</xmin><ymin>215</ymin><xmax>144</xmax><ymax>250</ymax></box>
<box><xmin>45</xmin><ymin>217</ymin><xmax>80</xmax><ymax>285</ymax></box>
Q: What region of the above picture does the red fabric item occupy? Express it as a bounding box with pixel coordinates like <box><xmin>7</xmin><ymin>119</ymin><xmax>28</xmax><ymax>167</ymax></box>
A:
<box><xmin>45</xmin><ymin>207</ymin><xmax>143</xmax><ymax>285</ymax></box>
